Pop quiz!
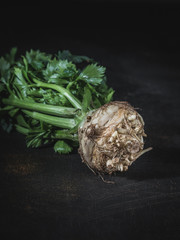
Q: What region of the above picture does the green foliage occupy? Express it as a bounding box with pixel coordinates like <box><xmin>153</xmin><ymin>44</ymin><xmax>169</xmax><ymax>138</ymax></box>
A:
<box><xmin>42</xmin><ymin>59</ymin><xmax>77</xmax><ymax>84</ymax></box>
<box><xmin>78</xmin><ymin>63</ymin><xmax>106</xmax><ymax>85</ymax></box>
<box><xmin>0</xmin><ymin>48</ymin><xmax>114</xmax><ymax>153</ymax></box>
<box><xmin>54</xmin><ymin>140</ymin><xmax>72</xmax><ymax>154</ymax></box>
<box><xmin>25</xmin><ymin>49</ymin><xmax>51</xmax><ymax>70</ymax></box>
<box><xmin>82</xmin><ymin>86</ymin><xmax>92</xmax><ymax>112</ymax></box>
<box><xmin>57</xmin><ymin>50</ymin><xmax>93</xmax><ymax>64</ymax></box>
<box><xmin>5</xmin><ymin>47</ymin><xmax>17</xmax><ymax>65</ymax></box>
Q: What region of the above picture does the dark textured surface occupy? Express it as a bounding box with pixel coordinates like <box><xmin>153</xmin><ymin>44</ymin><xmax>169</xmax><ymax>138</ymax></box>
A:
<box><xmin>0</xmin><ymin>4</ymin><xmax>180</xmax><ymax>240</ymax></box>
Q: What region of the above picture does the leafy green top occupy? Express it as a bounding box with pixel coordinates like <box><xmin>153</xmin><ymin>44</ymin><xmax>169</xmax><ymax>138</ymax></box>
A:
<box><xmin>0</xmin><ymin>48</ymin><xmax>114</xmax><ymax>154</ymax></box>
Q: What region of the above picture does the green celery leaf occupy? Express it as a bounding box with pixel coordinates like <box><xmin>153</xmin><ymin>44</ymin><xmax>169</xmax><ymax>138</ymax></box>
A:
<box><xmin>43</xmin><ymin>59</ymin><xmax>77</xmax><ymax>83</ymax></box>
<box><xmin>14</xmin><ymin>67</ymin><xmax>25</xmax><ymax>82</ymax></box>
<box><xmin>39</xmin><ymin>89</ymin><xmax>70</xmax><ymax>106</ymax></box>
<box><xmin>78</xmin><ymin>63</ymin><xmax>106</xmax><ymax>85</ymax></box>
<box><xmin>22</xmin><ymin>56</ymin><xmax>28</xmax><ymax>72</ymax></box>
<box><xmin>25</xmin><ymin>49</ymin><xmax>51</xmax><ymax>70</ymax></box>
<box><xmin>105</xmin><ymin>88</ymin><xmax>115</xmax><ymax>103</ymax></box>
<box><xmin>92</xmin><ymin>97</ymin><xmax>102</xmax><ymax>109</ymax></box>
<box><xmin>26</xmin><ymin>129</ymin><xmax>52</xmax><ymax>148</ymax></box>
<box><xmin>14</xmin><ymin>67</ymin><xmax>28</xmax><ymax>98</ymax></box>
<box><xmin>54</xmin><ymin>140</ymin><xmax>72</xmax><ymax>154</ymax></box>
<box><xmin>26</xmin><ymin>132</ymin><xmax>44</xmax><ymax>148</ymax></box>
<box><xmin>82</xmin><ymin>86</ymin><xmax>92</xmax><ymax>112</ymax></box>
<box><xmin>0</xmin><ymin>118</ymin><xmax>13</xmax><ymax>133</ymax></box>
<box><xmin>0</xmin><ymin>57</ymin><xmax>10</xmax><ymax>75</ymax></box>
<box><xmin>5</xmin><ymin>47</ymin><xmax>17</xmax><ymax>64</ymax></box>
<box><xmin>57</xmin><ymin>50</ymin><xmax>93</xmax><ymax>64</ymax></box>
<box><xmin>0</xmin><ymin>57</ymin><xmax>11</xmax><ymax>87</ymax></box>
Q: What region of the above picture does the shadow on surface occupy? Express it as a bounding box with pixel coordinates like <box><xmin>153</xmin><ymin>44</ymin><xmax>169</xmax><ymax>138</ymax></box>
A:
<box><xmin>101</xmin><ymin>147</ymin><xmax>180</xmax><ymax>183</ymax></box>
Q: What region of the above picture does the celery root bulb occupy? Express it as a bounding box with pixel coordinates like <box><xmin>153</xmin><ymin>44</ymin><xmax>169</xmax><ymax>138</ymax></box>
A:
<box><xmin>78</xmin><ymin>101</ymin><xmax>151</xmax><ymax>174</ymax></box>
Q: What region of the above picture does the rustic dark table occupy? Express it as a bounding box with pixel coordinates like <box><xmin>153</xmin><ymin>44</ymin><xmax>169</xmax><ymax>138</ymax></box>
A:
<box><xmin>0</xmin><ymin>4</ymin><xmax>180</xmax><ymax>240</ymax></box>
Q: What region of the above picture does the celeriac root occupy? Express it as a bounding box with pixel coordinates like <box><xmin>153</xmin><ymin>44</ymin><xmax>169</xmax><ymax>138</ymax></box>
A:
<box><xmin>78</xmin><ymin>101</ymin><xmax>152</xmax><ymax>175</ymax></box>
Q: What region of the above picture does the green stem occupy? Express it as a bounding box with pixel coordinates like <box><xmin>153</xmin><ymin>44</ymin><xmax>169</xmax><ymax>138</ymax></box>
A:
<box><xmin>15</xmin><ymin>124</ymin><xmax>42</xmax><ymax>135</ymax></box>
<box><xmin>22</xmin><ymin>110</ymin><xmax>76</xmax><ymax>129</ymax></box>
<box><xmin>15</xmin><ymin>124</ymin><xmax>30</xmax><ymax>135</ymax></box>
<box><xmin>2</xmin><ymin>98</ymin><xmax>77</xmax><ymax>117</ymax></box>
<box><xmin>33</xmin><ymin>78</ymin><xmax>82</xmax><ymax>109</ymax></box>
<box><xmin>53</xmin><ymin>130</ymin><xmax>78</xmax><ymax>142</ymax></box>
<box><xmin>15</xmin><ymin>124</ymin><xmax>78</xmax><ymax>142</ymax></box>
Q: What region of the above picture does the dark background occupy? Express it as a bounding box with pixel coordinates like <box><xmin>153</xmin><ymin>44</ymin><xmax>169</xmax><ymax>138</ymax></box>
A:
<box><xmin>0</xmin><ymin>1</ymin><xmax>180</xmax><ymax>240</ymax></box>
